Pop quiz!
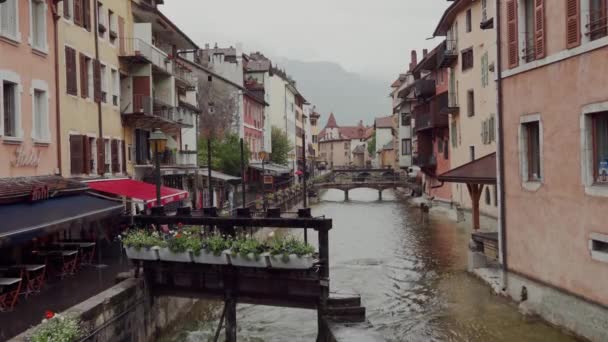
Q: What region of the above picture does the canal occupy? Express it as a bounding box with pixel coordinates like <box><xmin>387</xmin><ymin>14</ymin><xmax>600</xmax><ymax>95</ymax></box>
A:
<box><xmin>171</xmin><ymin>188</ymin><xmax>576</xmax><ymax>342</ymax></box>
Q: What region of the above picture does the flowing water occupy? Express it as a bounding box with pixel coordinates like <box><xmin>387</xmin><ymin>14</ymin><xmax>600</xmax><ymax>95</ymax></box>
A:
<box><xmin>176</xmin><ymin>188</ymin><xmax>576</xmax><ymax>342</ymax></box>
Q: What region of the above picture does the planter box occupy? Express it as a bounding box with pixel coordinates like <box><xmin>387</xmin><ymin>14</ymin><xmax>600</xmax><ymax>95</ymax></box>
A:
<box><xmin>192</xmin><ymin>249</ymin><xmax>230</xmax><ymax>265</ymax></box>
<box><xmin>268</xmin><ymin>254</ymin><xmax>314</xmax><ymax>269</ymax></box>
<box><xmin>125</xmin><ymin>246</ymin><xmax>159</xmax><ymax>261</ymax></box>
<box><xmin>228</xmin><ymin>252</ymin><xmax>269</xmax><ymax>268</ymax></box>
<box><xmin>157</xmin><ymin>248</ymin><xmax>192</xmax><ymax>263</ymax></box>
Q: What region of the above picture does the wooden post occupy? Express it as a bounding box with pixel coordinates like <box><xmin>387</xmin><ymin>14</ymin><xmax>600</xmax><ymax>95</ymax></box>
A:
<box><xmin>466</xmin><ymin>183</ymin><xmax>484</xmax><ymax>230</ymax></box>
<box><xmin>225</xmin><ymin>296</ymin><xmax>237</xmax><ymax>342</ymax></box>
<box><xmin>378</xmin><ymin>189</ymin><xmax>382</xmax><ymax>201</ymax></box>
<box><xmin>317</xmin><ymin>226</ymin><xmax>330</xmax><ymax>342</ymax></box>
<box><xmin>344</xmin><ymin>189</ymin><xmax>349</xmax><ymax>201</ymax></box>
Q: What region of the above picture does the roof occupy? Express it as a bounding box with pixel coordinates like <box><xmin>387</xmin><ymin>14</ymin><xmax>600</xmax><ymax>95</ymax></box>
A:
<box><xmin>438</xmin><ymin>153</ymin><xmax>497</xmax><ymax>184</ymax></box>
<box><xmin>179</xmin><ymin>56</ymin><xmax>245</xmax><ymax>90</ymax></box>
<box><xmin>86</xmin><ymin>178</ymin><xmax>189</xmax><ymax>207</ymax></box>
<box><xmin>249</xmin><ymin>162</ymin><xmax>292</xmax><ymax>175</ymax></box>
<box><xmin>325</xmin><ymin>113</ymin><xmax>338</xmax><ymax>129</ymax></box>
<box><xmin>353</xmin><ymin>144</ymin><xmax>366</xmax><ymax>154</ymax></box>
<box><xmin>375</xmin><ymin>116</ymin><xmax>393</xmax><ymax>129</ymax></box>
<box><xmin>433</xmin><ymin>0</ymin><xmax>469</xmax><ymax>37</ymax></box>
<box><xmin>0</xmin><ymin>176</ymin><xmax>88</xmax><ymax>205</ymax></box>
<box><xmin>412</xmin><ymin>44</ymin><xmax>440</xmax><ymax>73</ymax></box>
<box><xmin>134</xmin><ymin>2</ymin><xmax>199</xmax><ymax>49</ymax></box>
<box><xmin>198</xmin><ymin>168</ymin><xmax>242</xmax><ymax>183</ymax></box>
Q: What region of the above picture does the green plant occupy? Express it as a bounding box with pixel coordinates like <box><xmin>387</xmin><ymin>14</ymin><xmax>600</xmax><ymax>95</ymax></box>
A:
<box><xmin>270</xmin><ymin>126</ymin><xmax>292</xmax><ymax>166</ymax></box>
<box><xmin>30</xmin><ymin>314</ymin><xmax>83</xmax><ymax>342</ymax></box>
<box><xmin>231</xmin><ymin>237</ymin><xmax>265</xmax><ymax>260</ymax></box>
<box><xmin>121</xmin><ymin>230</ymin><xmax>165</xmax><ymax>251</ymax></box>
<box><xmin>203</xmin><ymin>234</ymin><xmax>232</xmax><ymax>256</ymax></box>
<box><xmin>166</xmin><ymin>231</ymin><xmax>202</xmax><ymax>254</ymax></box>
<box><xmin>268</xmin><ymin>236</ymin><xmax>315</xmax><ymax>261</ymax></box>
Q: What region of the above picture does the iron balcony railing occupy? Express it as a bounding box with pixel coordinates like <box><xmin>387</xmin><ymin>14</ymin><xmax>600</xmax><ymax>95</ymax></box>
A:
<box><xmin>438</xmin><ymin>39</ymin><xmax>458</xmax><ymax>68</ymax></box>
<box><xmin>413</xmin><ymin>99</ymin><xmax>449</xmax><ymax>132</ymax></box>
<box><xmin>132</xmin><ymin>95</ymin><xmax>194</xmax><ymax>126</ymax></box>
<box><xmin>120</xmin><ymin>38</ymin><xmax>173</xmax><ymax>74</ymax></box>
<box><xmin>586</xmin><ymin>9</ymin><xmax>608</xmax><ymax>41</ymax></box>
<box><xmin>413</xmin><ymin>154</ymin><xmax>437</xmax><ymax>169</ymax></box>
<box><xmin>414</xmin><ymin>79</ymin><xmax>436</xmax><ymax>101</ymax></box>
<box><xmin>174</xmin><ymin>64</ymin><xmax>196</xmax><ymax>87</ymax></box>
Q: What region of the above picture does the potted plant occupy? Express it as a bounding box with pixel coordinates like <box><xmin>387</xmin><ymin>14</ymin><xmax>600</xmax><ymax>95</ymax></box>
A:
<box><xmin>228</xmin><ymin>237</ymin><xmax>269</xmax><ymax>268</ymax></box>
<box><xmin>267</xmin><ymin>236</ymin><xmax>315</xmax><ymax>269</ymax></box>
<box><xmin>30</xmin><ymin>311</ymin><xmax>84</xmax><ymax>342</ymax></box>
<box><xmin>157</xmin><ymin>229</ymin><xmax>199</xmax><ymax>263</ymax></box>
<box><xmin>121</xmin><ymin>230</ymin><xmax>164</xmax><ymax>261</ymax></box>
<box><xmin>192</xmin><ymin>234</ymin><xmax>231</xmax><ymax>265</ymax></box>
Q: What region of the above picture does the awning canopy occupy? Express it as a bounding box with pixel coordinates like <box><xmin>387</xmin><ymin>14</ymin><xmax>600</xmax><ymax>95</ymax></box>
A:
<box><xmin>199</xmin><ymin>168</ymin><xmax>241</xmax><ymax>184</ymax></box>
<box><xmin>438</xmin><ymin>153</ymin><xmax>497</xmax><ymax>184</ymax></box>
<box><xmin>249</xmin><ymin>162</ymin><xmax>292</xmax><ymax>176</ymax></box>
<box><xmin>0</xmin><ymin>194</ymin><xmax>124</xmax><ymax>246</ymax></box>
<box><xmin>86</xmin><ymin>179</ymin><xmax>188</xmax><ymax>208</ymax></box>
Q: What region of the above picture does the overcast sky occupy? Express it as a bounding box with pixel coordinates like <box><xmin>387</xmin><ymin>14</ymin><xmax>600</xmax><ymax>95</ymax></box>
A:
<box><xmin>161</xmin><ymin>1</ymin><xmax>451</xmax><ymax>84</ymax></box>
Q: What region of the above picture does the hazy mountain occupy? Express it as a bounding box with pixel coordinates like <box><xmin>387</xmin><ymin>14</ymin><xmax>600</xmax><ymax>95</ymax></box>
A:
<box><xmin>272</xmin><ymin>57</ymin><xmax>391</xmax><ymax>127</ymax></box>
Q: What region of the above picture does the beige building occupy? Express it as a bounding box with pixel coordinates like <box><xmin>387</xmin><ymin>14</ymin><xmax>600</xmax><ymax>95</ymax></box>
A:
<box><xmin>434</xmin><ymin>0</ymin><xmax>498</xmax><ymax>217</ymax></box>
<box><xmin>58</xmin><ymin>0</ymin><xmax>131</xmax><ymax>178</ymax></box>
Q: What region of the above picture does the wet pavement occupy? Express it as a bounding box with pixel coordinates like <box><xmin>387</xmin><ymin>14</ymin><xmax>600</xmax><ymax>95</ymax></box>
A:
<box><xmin>173</xmin><ymin>188</ymin><xmax>576</xmax><ymax>341</ymax></box>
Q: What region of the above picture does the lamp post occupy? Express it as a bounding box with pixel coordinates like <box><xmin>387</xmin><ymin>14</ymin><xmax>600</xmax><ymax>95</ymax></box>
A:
<box><xmin>258</xmin><ymin>150</ymin><xmax>267</xmax><ymax>210</ymax></box>
<box><xmin>149</xmin><ymin>128</ymin><xmax>168</xmax><ymax>207</ymax></box>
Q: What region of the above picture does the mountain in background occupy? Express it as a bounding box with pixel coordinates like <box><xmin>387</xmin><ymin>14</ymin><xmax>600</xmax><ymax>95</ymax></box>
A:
<box><xmin>272</xmin><ymin>57</ymin><xmax>391</xmax><ymax>127</ymax></box>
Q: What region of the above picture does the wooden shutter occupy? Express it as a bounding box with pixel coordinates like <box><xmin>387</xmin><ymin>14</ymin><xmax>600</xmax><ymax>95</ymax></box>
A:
<box><xmin>79</xmin><ymin>53</ymin><xmax>88</xmax><ymax>98</ymax></box>
<box><xmin>534</xmin><ymin>0</ymin><xmax>546</xmax><ymax>59</ymax></box>
<box><xmin>121</xmin><ymin>141</ymin><xmax>127</xmax><ymax>173</ymax></box>
<box><xmin>97</xmin><ymin>139</ymin><xmax>105</xmax><ymax>175</ymax></box>
<box><xmin>118</xmin><ymin>16</ymin><xmax>126</xmax><ymax>55</ymax></box>
<box><xmin>507</xmin><ymin>0</ymin><xmax>519</xmax><ymax>68</ymax></box>
<box><xmin>73</xmin><ymin>0</ymin><xmax>82</xmax><ymax>26</ymax></box>
<box><xmin>63</xmin><ymin>0</ymin><xmax>71</xmax><ymax>19</ymax></box>
<box><xmin>83</xmin><ymin>135</ymin><xmax>91</xmax><ymax>174</ymax></box>
<box><xmin>83</xmin><ymin>0</ymin><xmax>91</xmax><ymax>31</ymax></box>
<box><xmin>70</xmin><ymin>135</ymin><xmax>84</xmax><ymax>175</ymax></box>
<box><xmin>111</xmin><ymin>140</ymin><xmax>119</xmax><ymax>173</ymax></box>
<box><xmin>65</xmin><ymin>46</ymin><xmax>78</xmax><ymax>95</ymax></box>
<box><xmin>93</xmin><ymin>60</ymin><xmax>101</xmax><ymax>103</ymax></box>
<box><xmin>566</xmin><ymin>0</ymin><xmax>581</xmax><ymax>48</ymax></box>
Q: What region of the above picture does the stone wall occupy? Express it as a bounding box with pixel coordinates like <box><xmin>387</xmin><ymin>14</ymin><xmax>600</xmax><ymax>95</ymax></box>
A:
<box><xmin>10</xmin><ymin>277</ymin><xmax>200</xmax><ymax>342</ymax></box>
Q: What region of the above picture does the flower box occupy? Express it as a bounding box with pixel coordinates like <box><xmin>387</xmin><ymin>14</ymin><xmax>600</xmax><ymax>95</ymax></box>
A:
<box><xmin>157</xmin><ymin>248</ymin><xmax>192</xmax><ymax>262</ymax></box>
<box><xmin>192</xmin><ymin>249</ymin><xmax>230</xmax><ymax>265</ymax></box>
<box><xmin>228</xmin><ymin>252</ymin><xmax>269</xmax><ymax>268</ymax></box>
<box><xmin>268</xmin><ymin>254</ymin><xmax>314</xmax><ymax>269</ymax></box>
<box><xmin>124</xmin><ymin>246</ymin><xmax>159</xmax><ymax>261</ymax></box>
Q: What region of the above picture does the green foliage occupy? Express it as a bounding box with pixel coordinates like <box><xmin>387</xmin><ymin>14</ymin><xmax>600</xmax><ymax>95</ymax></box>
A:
<box><xmin>231</xmin><ymin>237</ymin><xmax>265</xmax><ymax>260</ymax></box>
<box><xmin>268</xmin><ymin>236</ymin><xmax>315</xmax><ymax>259</ymax></box>
<box><xmin>203</xmin><ymin>234</ymin><xmax>232</xmax><ymax>256</ymax></box>
<box><xmin>367</xmin><ymin>133</ymin><xmax>376</xmax><ymax>156</ymax></box>
<box><xmin>121</xmin><ymin>230</ymin><xmax>165</xmax><ymax>250</ymax></box>
<box><xmin>166</xmin><ymin>230</ymin><xmax>202</xmax><ymax>254</ymax></box>
<box><xmin>198</xmin><ymin>133</ymin><xmax>250</xmax><ymax>176</ymax></box>
<box><xmin>270</xmin><ymin>126</ymin><xmax>292</xmax><ymax>166</ymax></box>
<box><xmin>30</xmin><ymin>315</ymin><xmax>83</xmax><ymax>342</ymax></box>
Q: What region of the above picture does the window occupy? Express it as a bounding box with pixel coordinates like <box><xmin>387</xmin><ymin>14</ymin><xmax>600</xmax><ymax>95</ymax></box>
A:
<box><xmin>63</xmin><ymin>0</ymin><xmax>73</xmax><ymax>19</ymax></box>
<box><xmin>104</xmin><ymin>138</ymin><xmax>110</xmax><ymax>173</ymax></box>
<box><xmin>461</xmin><ymin>47</ymin><xmax>473</xmax><ymax>70</ymax></box>
<box><xmin>30</xmin><ymin>0</ymin><xmax>47</xmax><ymax>51</ymax></box>
<box><xmin>401</xmin><ymin>113</ymin><xmax>411</xmax><ymax>126</ymax></box>
<box><xmin>111</xmin><ymin>69</ymin><xmax>119</xmax><ymax>106</ymax></box>
<box><xmin>344</xmin><ymin>142</ymin><xmax>348</xmax><ymax>149</ymax></box>
<box><xmin>451</xmin><ymin>120</ymin><xmax>458</xmax><ymax>147</ymax></box>
<box><xmin>523</xmin><ymin>0</ymin><xmax>536</xmax><ymax>62</ymax></box>
<box><xmin>592</xmin><ymin>113</ymin><xmax>608</xmax><ymax>184</ymax></box>
<box><xmin>108</xmin><ymin>9</ymin><xmax>117</xmax><ymax>44</ymax></box>
<box><xmin>438</xmin><ymin>136</ymin><xmax>444</xmax><ymax>153</ymax></box>
<box><xmin>589</xmin><ymin>0</ymin><xmax>607</xmax><ymax>41</ymax></box>
<box><xmin>70</xmin><ymin>135</ymin><xmax>84</xmax><ymax>174</ymax></box>
<box><xmin>467</xmin><ymin>90</ymin><xmax>475</xmax><ymax>117</ymax></box>
<box><xmin>466</xmin><ymin>8</ymin><xmax>472</xmax><ymax>32</ymax></box>
<box><xmin>97</xmin><ymin>2</ymin><xmax>105</xmax><ymax>38</ymax></box>
<box><xmin>485</xmin><ymin>187</ymin><xmax>491</xmax><ymax>205</ymax></box>
<box><xmin>88</xmin><ymin>137</ymin><xmax>96</xmax><ymax>172</ymax></box>
<box><xmin>493</xmin><ymin>185</ymin><xmax>498</xmax><ymax>207</ymax></box>
<box><xmin>65</xmin><ymin>46</ymin><xmax>78</xmax><ymax>95</ymax></box>
<box><xmin>79</xmin><ymin>53</ymin><xmax>92</xmax><ymax>98</ymax></box>
<box><xmin>470</xmin><ymin>146</ymin><xmax>475</xmax><ymax>161</ymax></box>
<box><xmin>33</xmin><ymin>89</ymin><xmax>48</xmax><ymax>140</ymax></box>
<box><xmin>2</xmin><ymin>81</ymin><xmax>18</xmax><ymax>137</ymax></box>
<box><xmin>401</xmin><ymin>139</ymin><xmax>411</xmax><ymax>156</ymax></box>
<box><xmin>100</xmin><ymin>64</ymin><xmax>107</xmax><ymax>103</ymax></box>
<box><xmin>522</xmin><ymin>121</ymin><xmax>541</xmax><ymax>181</ymax></box>
<box><xmin>312</xmin><ymin>135</ymin><xmax>318</xmax><ymax>143</ymax></box>
<box><xmin>482</xmin><ymin>0</ymin><xmax>488</xmax><ymax>22</ymax></box>
<box><xmin>0</xmin><ymin>0</ymin><xmax>19</xmax><ymax>40</ymax></box>
<box><xmin>73</xmin><ymin>0</ymin><xmax>91</xmax><ymax>31</ymax></box>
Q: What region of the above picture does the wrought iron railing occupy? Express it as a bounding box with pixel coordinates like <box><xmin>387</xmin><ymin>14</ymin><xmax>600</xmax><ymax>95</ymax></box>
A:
<box><xmin>587</xmin><ymin>9</ymin><xmax>608</xmax><ymax>41</ymax></box>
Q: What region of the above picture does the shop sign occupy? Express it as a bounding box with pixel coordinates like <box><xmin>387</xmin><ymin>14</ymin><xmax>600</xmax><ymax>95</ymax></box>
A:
<box><xmin>12</xmin><ymin>146</ymin><xmax>41</xmax><ymax>168</ymax></box>
<box><xmin>598</xmin><ymin>160</ymin><xmax>608</xmax><ymax>183</ymax></box>
<box><xmin>263</xmin><ymin>175</ymin><xmax>274</xmax><ymax>185</ymax></box>
<box><xmin>30</xmin><ymin>185</ymin><xmax>49</xmax><ymax>202</ymax></box>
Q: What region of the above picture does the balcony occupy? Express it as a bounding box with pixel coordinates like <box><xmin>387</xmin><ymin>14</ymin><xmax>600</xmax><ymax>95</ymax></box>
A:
<box><xmin>414</xmin><ymin>79</ymin><xmax>436</xmax><ymax>101</ymax></box>
<box><xmin>437</xmin><ymin>39</ymin><xmax>458</xmax><ymax>68</ymax></box>
<box><xmin>437</xmin><ymin>91</ymin><xmax>459</xmax><ymax>114</ymax></box>
<box><xmin>174</xmin><ymin>63</ymin><xmax>197</xmax><ymax>89</ymax></box>
<box><xmin>177</xmin><ymin>150</ymin><xmax>198</xmax><ymax>166</ymax></box>
<box><xmin>413</xmin><ymin>154</ymin><xmax>437</xmax><ymax>170</ymax></box>
<box><xmin>413</xmin><ymin>100</ymin><xmax>449</xmax><ymax>132</ymax></box>
<box><xmin>122</xmin><ymin>95</ymin><xmax>191</xmax><ymax>133</ymax></box>
<box><xmin>120</xmin><ymin>38</ymin><xmax>173</xmax><ymax>75</ymax></box>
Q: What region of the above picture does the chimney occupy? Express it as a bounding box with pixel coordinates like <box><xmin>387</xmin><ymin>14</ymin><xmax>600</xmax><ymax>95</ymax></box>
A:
<box><xmin>409</xmin><ymin>50</ymin><xmax>417</xmax><ymax>71</ymax></box>
<box><xmin>423</xmin><ymin>49</ymin><xmax>428</xmax><ymax>57</ymax></box>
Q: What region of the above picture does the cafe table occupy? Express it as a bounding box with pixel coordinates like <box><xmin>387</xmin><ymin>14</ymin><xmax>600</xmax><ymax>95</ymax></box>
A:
<box><xmin>0</xmin><ymin>278</ymin><xmax>22</xmax><ymax>312</ymax></box>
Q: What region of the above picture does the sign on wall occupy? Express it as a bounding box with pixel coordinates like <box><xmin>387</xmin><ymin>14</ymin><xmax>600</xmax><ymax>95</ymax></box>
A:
<box><xmin>11</xmin><ymin>146</ymin><xmax>41</xmax><ymax>168</ymax></box>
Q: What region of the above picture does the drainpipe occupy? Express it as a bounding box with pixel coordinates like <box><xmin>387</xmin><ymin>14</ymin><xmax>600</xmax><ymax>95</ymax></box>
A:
<box><xmin>94</xmin><ymin>0</ymin><xmax>104</xmax><ymax>175</ymax></box>
<box><xmin>50</xmin><ymin>0</ymin><xmax>62</xmax><ymax>175</ymax></box>
<box><xmin>496</xmin><ymin>1</ymin><xmax>509</xmax><ymax>279</ymax></box>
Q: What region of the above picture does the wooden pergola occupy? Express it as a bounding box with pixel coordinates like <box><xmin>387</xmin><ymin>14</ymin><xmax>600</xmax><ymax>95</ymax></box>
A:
<box><xmin>438</xmin><ymin>153</ymin><xmax>497</xmax><ymax>230</ymax></box>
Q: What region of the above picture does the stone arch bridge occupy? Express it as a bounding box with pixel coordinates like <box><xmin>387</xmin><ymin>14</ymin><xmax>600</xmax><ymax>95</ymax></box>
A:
<box><xmin>313</xmin><ymin>168</ymin><xmax>410</xmax><ymax>200</ymax></box>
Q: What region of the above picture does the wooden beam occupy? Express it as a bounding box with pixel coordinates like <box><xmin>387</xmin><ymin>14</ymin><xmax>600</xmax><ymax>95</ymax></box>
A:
<box><xmin>466</xmin><ymin>183</ymin><xmax>484</xmax><ymax>230</ymax></box>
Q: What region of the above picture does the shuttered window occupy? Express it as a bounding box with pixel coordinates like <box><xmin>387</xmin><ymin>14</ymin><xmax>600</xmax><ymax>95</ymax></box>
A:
<box><xmin>566</xmin><ymin>0</ymin><xmax>581</xmax><ymax>48</ymax></box>
<box><xmin>507</xmin><ymin>0</ymin><xmax>519</xmax><ymax>68</ymax></box>
<box><xmin>111</xmin><ymin>139</ymin><xmax>119</xmax><ymax>173</ymax></box>
<box><xmin>63</xmin><ymin>0</ymin><xmax>72</xmax><ymax>19</ymax></box>
<box><xmin>589</xmin><ymin>0</ymin><xmax>607</xmax><ymax>41</ymax></box>
<box><xmin>83</xmin><ymin>136</ymin><xmax>91</xmax><ymax>174</ymax></box>
<box><xmin>65</xmin><ymin>46</ymin><xmax>78</xmax><ymax>96</ymax></box>
<box><xmin>83</xmin><ymin>0</ymin><xmax>91</xmax><ymax>31</ymax></box>
<box><xmin>70</xmin><ymin>135</ymin><xmax>84</xmax><ymax>175</ymax></box>
<box><xmin>79</xmin><ymin>53</ymin><xmax>89</xmax><ymax>98</ymax></box>
<box><xmin>0</xmin><ymin>0</ymin><xmax>18</xmax><ymax>39</ymax></box>
<box><xmin>96</xmin><ymin>139</ymin><xmax>105</xmax><ymax>174</ymax></box>
<box><xmin>461</xmin><ymin>47</ymin><xmax>474</xmax><ymax>70</ymax></box>
<box><xmin>534</xmin><ymin>0</ymin><xmax>546</xmax><ymax>59</ymax></box>
<box><xmin>73</xmin><ymin>0</ymin><xmax>82</xmax><ymax>26</ymax></box>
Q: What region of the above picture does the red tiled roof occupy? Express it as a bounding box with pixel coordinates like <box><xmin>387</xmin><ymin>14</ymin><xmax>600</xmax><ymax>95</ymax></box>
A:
<box><xmin>325</xmin><ymin>113</ymin><xmax>338</xmax><ymax>129</ymax></box>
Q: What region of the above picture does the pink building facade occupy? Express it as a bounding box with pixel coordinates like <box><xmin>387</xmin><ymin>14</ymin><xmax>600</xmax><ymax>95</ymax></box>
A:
<box><xmin>500</xmin><ymin>1</ymin><xmax>608</xmax><ymax>339</ymax></box>
<box><xmin>0</xmin><ymin>0</ymin><xmax>57</xmax><ymax>178</ymax></box>
<box><xmin>243</xmin><ymin>80</ymin><xmax>266</xmax><ymax>162</ymax></box>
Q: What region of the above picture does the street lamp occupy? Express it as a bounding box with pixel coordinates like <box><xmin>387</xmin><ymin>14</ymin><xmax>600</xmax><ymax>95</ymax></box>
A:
<box><xmin>149</xmin><ymin>128</ymin><xmax>168</xmax><ymax>207</ymax></box>
<box><xmin>258</xmin><ymin>150</ymin><xmax>267</xmax><ymax>210</ymax></box>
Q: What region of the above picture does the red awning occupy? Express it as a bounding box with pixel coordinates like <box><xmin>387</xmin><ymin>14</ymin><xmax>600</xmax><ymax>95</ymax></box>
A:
<box><xmin>86</xmin><ymin>179</ymin><xmax>188</xmax><ymax>208</ymax></box>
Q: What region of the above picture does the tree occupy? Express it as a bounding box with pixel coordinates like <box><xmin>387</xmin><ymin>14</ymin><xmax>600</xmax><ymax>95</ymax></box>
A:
<box><xmin>198</xmin><ymin>133</ymin><xmax>250</xmax><ymax>177</ymax></box>
<box><xmin>367</xmin><ymin>134</ymin><xmax>376</xmax><ymax>156</ymax></box>
<box><xmin>270</xmin><ymin>126</ymin><xmax>292</xmax><ymax>166</ymax></box>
